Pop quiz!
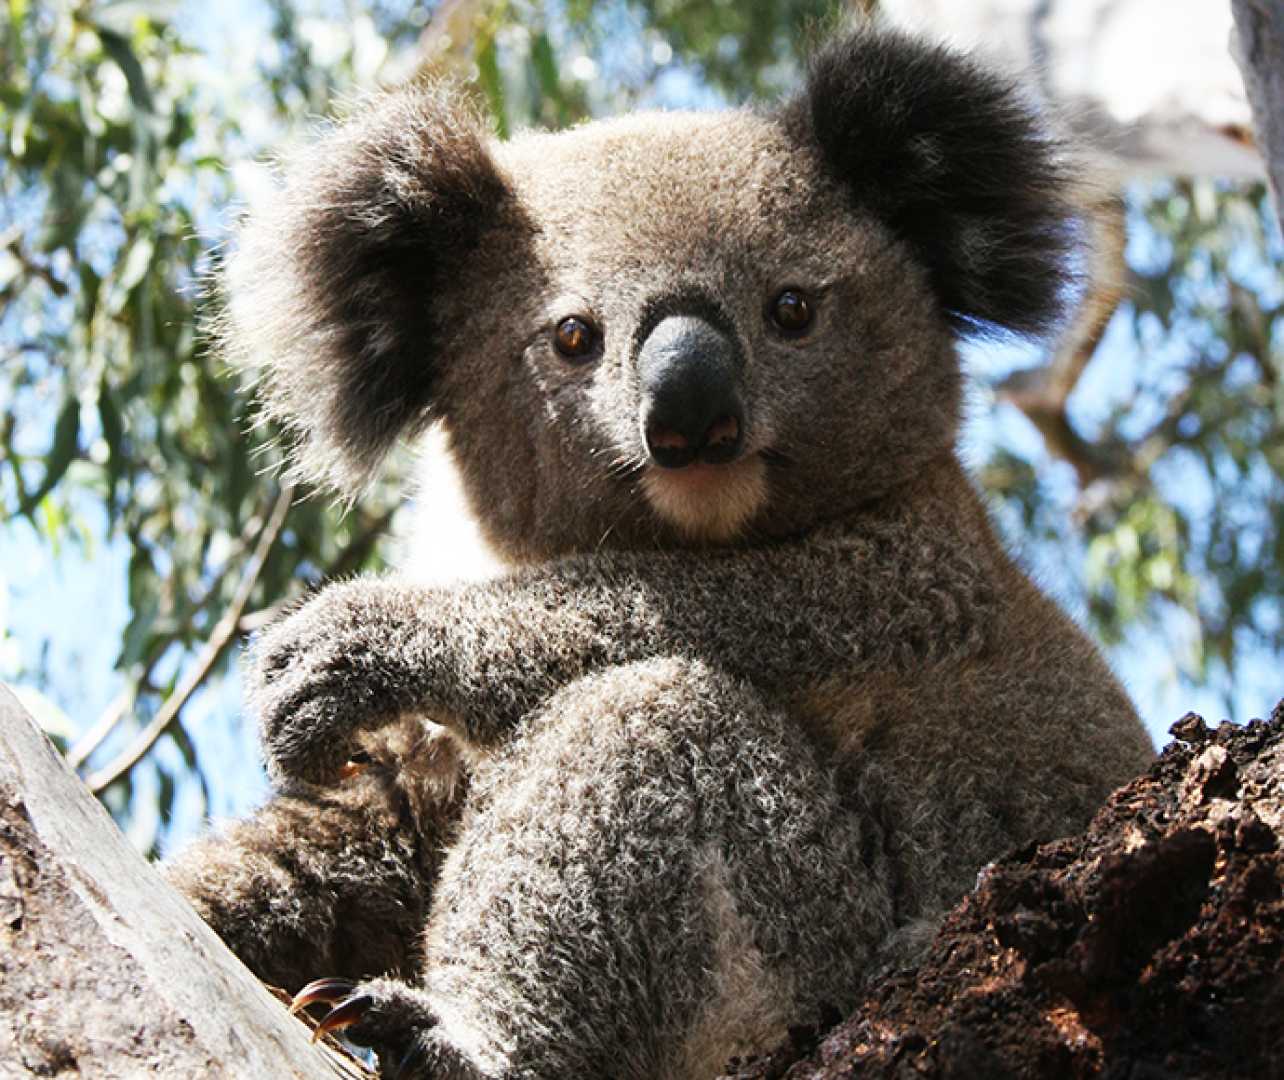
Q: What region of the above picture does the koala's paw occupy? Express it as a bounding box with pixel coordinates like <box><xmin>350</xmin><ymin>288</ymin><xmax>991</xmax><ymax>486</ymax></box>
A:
<box><xmin>248</xmin><ymin>580</ymin><xmax>427</xmax><ymax>782</ymax></box>
<box><xmin>291</xmin><ymin>976</ymin><xmax>473</xmax><ymax>1079</ymax></box>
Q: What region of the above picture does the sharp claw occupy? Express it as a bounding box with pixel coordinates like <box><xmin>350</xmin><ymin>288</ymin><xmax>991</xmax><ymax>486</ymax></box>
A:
<box><xmin>313</xmin><ymin>993</ymin><xmax>374</xmax><ymax>1042</ymax></box>
<box><xmin>289</xmin><ymin>976</ymin><xmax>357</xmax><ymax>1015</ymax></box>
<box><xmin>338</xmin><ymin>751</ymin><xmax>373</xmax><ymax>780</ymax></box>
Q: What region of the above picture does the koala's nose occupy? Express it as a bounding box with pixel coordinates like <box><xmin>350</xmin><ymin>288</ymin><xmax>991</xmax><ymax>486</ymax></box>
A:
<box><xmin>637</xmin><ymin>315</ymin><xmax>745</xmax><ymax>469</ymax></box>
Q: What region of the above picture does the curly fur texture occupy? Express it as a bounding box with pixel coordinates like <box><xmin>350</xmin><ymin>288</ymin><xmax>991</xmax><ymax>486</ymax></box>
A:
<box><xmin>249</xmin><ymin>515</ymin><xmax>997</xmax><ymax>781</ymax></box>
<box><xmin>170</xmin><ymin>23</ymin><xmax>1153</xmax><ymax>1080</ymax></box>
<box><xmin>220</xmin><ymin>85</ymin><xmax>519</xmax><ymax>491</ymax></box>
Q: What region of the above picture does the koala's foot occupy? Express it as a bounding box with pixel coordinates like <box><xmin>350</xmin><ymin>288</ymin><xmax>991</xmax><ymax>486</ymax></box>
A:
<box><xmin>291</xmin><ymin>975</ymin><xmax>475</xmax><ymax>1079</ymax></box>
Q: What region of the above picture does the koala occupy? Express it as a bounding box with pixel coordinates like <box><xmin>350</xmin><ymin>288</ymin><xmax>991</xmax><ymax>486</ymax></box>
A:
<box><xmin>165</xmin><ymin>25</ymin><xmax>1154</xmax><ymax>1080</ymax></box>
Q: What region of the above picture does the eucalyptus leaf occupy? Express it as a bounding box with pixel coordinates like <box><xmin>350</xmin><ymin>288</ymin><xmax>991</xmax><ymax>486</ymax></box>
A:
<box><xmin>16</xmin><ymin>398</ymin><xmax>80</xmax><ymax>521</ymax></box>
<box><xmin>2</xmin><ymin>0</ymin><xmax>1279</xmax><ymax>851</ymax></box>
<box><xmin>94</xmin><ymin>26</ymin><xmax>156</xmax><ymax>115</ymax></box>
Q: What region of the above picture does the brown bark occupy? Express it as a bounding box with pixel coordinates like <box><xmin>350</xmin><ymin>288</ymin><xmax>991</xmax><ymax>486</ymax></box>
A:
<box><xmin>722</xmin><ymin>706</ymin><xmax>1284</xmax><ymax>1079</ymax></box>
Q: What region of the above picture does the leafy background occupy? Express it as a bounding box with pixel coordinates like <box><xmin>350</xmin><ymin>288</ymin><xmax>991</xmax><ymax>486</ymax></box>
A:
<box><xmin>2</xmin><ymin>0</ymin><xmax>1280</xmax><ymax>856</ymax></box>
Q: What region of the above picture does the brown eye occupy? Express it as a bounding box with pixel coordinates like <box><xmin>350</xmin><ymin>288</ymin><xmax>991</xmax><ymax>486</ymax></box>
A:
<box><xmin>770</xmin><ymin>289</ymin><xmax>813</xmax><ymax>335</ymax></box>
<box><xmin>554</xmin><ymin>316</ymin><xmax>598</xmax><ymax>360</ymax></box>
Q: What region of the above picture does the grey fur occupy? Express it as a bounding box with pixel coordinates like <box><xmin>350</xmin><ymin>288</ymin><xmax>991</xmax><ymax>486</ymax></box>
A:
<box><xmin>168</xmin><ymin>25</ymin><xmax>1153</xmax><ymax>1080</ymax></box>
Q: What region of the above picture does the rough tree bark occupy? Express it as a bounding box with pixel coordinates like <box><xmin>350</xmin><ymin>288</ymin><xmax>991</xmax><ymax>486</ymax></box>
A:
<box><xmin>1231</xmin><ymin>0</ymin><xmax>1284</xmax><ymax>221</ymax></box>
<box><xmin>0</xmin><ymin>684</ymin><xmax>366</xmax><ymax>1079</ymax></box>
<box><xmin>721</xmin><ymin>706</ymin><xmax>1284</xmax><ymax>1080</ymax></box>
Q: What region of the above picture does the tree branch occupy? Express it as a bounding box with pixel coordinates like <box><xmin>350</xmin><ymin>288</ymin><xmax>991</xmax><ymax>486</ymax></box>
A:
<box><xmin>0</xmin><ymin>687</ymin><xmax>368</xmax><ymax>1078</ymax></box>
<box><xmin>67</xmin><ymin>493</ymin><xmax>293</xmax><ymax>770</ymax></box>
<box><xmin>995</xmin><ymin>194</ymin><xmax>1129</xmax><ymax>486</ymax></box>
<box><xmin>1</xmin><ymin>229</ymin><xmax>69</xmax><ymax>298</ymax></box>
<box><xmin>66</xmin><ymin>683</ymin><xmax>136</xmax><ymax>772</ymax></box>
<box><xmin>83</xmin><ymin>484</ymin><xmax>295</xmax><ymax>794</ymax></box>
<box><xmin>237</xmin><ymin>501</ymin><xmax>399</xmax><ymax>635</ymax></box>
<box><xmin>413</xmin><ymin>0</ymin><xmax>499</xmax><ymax>77</ymax></box>
<box><xmin>1231</xmin><ymin>0</ymin><xmax>1284</xmax><ymax>223</ymax></box>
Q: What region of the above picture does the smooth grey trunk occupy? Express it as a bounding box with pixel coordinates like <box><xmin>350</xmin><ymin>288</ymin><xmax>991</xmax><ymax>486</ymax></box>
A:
<box><xmin>1232</xmin><ymin>0</ymin><xmax>1284</xmax><ymax>222</ymax></box>
<box><xmin>883</xmin><ymin>0</ymin><xmax>1264</xmax><ymax>182</ymax></box>
<box><xmin>0</xmin><ymin>684</ymin><xmax>364</xmax><ymax>1080</ymax></box>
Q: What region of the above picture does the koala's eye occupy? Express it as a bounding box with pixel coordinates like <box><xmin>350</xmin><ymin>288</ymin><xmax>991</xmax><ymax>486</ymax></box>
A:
<box><xmin>554</xmin><ymin>316</ymin><xmax>598</xmax><ymax>361</ymax></box>
<box><xmin>769</xmin><ymin>289</ymin><xmax>813</xmax><ymax>336</ymax></box>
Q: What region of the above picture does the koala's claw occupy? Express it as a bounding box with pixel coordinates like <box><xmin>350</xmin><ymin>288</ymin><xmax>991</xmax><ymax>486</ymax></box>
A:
<box><xmin>290</xmin><ymin>976</ymin><xmax>358</xmax><ymax>1012</ymax></box>
<box><xmin>289</xmin><ymin>975</ymin><xmax>448</xmax><ymax>1078</ymax></box>
<box><xmin>290</xmin><ymin>977</ymin><xmax>371</xmax><ymax>1041</ymax></box>
<box><xmin>313</xmin><ymin>992</ymin><xmax>376</xmax><ymax>1042</ymax></box>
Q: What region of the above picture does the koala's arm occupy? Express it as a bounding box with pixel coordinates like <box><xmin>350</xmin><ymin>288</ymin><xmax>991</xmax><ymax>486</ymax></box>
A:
<box><xmin>253</xmin><ymin>526</ymin><xmax>996</xmax><ymax>781</ymax></box>
<box><xmin>163</xmin><ymin>719</ymin><xmax>464</xmax><ymax>989</ymax></box>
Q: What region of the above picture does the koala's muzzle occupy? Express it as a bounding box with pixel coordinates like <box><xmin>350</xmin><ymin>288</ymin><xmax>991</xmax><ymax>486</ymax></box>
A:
<box><xmin>637</xmin><ymin>316</ymin><xmax>745</xmax><ymax>469</ymax></box>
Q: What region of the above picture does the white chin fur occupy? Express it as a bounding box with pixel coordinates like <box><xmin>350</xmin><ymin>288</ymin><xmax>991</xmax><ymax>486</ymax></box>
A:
<box><xmin>641</xmin><ymin>457</ymin><xmax>768</xmax><ymax>542</ymax></box>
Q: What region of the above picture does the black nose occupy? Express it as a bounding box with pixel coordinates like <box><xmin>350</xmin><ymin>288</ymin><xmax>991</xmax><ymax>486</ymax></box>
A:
<box><xmin>636</xmin><ymin>315</ymin><xmax>745</xmax><ymax>469</ymax></box>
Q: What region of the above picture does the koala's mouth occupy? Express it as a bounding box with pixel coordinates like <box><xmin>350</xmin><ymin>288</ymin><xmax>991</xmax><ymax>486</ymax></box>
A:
<box><xmin>640</xmin><ymin>455</ymin><xmax>767</xmax><ymax>542</ymax></box>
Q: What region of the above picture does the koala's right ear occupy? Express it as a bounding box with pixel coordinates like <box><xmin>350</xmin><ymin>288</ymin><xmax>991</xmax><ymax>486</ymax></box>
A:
<box><xmin>780</xmin><ymin>26</ymin><xmax>1076</xmax><ymax>340</ymax></box>
<box><xmin>221</xmin><ymin>85</ymin><xmax>512</xmax><ymax>492</ymax></box>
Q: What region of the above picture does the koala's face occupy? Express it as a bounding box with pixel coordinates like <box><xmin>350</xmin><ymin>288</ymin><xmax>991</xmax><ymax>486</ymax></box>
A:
<box><xmin>226</xmin><ymin>29</ymin><xmax>1072</xmax><ymax>561</ymax></box>
<box><xmin>434</xmin><ymin>112</ymin><xmax>961</xmax><ymax>556</ymax></box>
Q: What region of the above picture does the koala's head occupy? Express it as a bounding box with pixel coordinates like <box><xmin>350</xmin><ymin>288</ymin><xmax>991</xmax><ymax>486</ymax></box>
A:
<box><xmin>224</xmin><ymin>28</ymin><xmax>1073</xmax><ymax>562</ymax></box>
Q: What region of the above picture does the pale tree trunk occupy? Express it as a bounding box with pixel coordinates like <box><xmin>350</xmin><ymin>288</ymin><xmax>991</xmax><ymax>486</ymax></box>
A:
<box><xmin>881</xmin><ymin>0</ymin><xmax>1263</xmax><ymax>183</ymax></box>
<box><xmin>0</xmin><ymin>685</ymin><xmax>369</xmax><ymax>1079</ymax></box>
<box><xmin>1231</xmin><ymin>0</ymin><xmax>1284</xmax><ymax>222</ymax></box>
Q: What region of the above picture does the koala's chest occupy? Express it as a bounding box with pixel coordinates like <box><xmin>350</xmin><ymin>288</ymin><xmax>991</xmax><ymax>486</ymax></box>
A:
<box><xmin>787</xmin><ymin>673</ymin><xmax>915</xmax><ymax>759</ymax></box>
<box><xmin>782</xmin><ymin>668</ymin><xmax>988</xmax><ymax>781</ymax></box>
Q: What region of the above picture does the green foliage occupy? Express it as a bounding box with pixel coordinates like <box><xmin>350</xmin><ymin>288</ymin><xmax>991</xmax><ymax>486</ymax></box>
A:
<box><xmin>563</xmin><ymin>0</ymin><xmax>838</xmax><ymax>102</ymax></box>
<box><xmin>984</xmin><ymin>180</ymin><xmax>1283</xmax><ymax>709</ymax></box>
<box><xmin>1</xmin><ymin>0</ymin><xmax>401</xmax><ymax>844</ymax></box>
<box><xmin>0</xmin><ymin>0</ymin><xmax>857</xmax><ymax>849</ymax></box>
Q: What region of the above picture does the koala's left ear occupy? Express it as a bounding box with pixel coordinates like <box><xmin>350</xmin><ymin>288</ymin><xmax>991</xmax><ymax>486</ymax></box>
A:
<box><xmin>221</xmin><ymin>84</ymin><xmax>515</xmax><ymax>493</ymax></box>
<box><xmin>781</xmin><ymin>27</ymin><xmax>1076</xmax><ymax>338</ymax></box>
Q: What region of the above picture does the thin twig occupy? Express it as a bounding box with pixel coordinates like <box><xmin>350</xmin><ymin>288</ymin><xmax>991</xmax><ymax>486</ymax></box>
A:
<box><xmin>67</xmin><ymin>499</ymin><xmax>280</xmax><ymax>768</ymax></box>
<box><xmin>66</xmin><ymin>683</ymin><xmax>134</xmax><ymax>771</ymax></box>
<box><xmin>237</xmin><ymin>501</ymin><xmax>399</xmax><ymax>634</ymax></box>
<box><xmin>65</xmin><ymin>646</ymin><xmax>166</xmax><ymax>770</ymax></box>
<box><xmin>2</xmin><ymin>231</ymin><xmax>69</xmax><ymax>298</ymax></box>
<box><xmin>84</xmin><ymin>483</ymin><xmax>295</xmax><ymax>794</ymax></box>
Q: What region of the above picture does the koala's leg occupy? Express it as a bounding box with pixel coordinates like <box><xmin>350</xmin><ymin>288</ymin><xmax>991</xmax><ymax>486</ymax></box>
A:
<box><xmin>304</xmin><ymin>658</ymin><xmax>892</xmax><ymax>1080</ymax></box>
<box><xmin>164</xmin><ymin>718</ymin><xmax>465</xmax><ymax>991</ymax></box>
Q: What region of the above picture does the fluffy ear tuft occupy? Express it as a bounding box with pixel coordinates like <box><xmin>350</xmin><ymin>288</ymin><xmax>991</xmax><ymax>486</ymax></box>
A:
<box><xmin>220</xmin><ymin>84</ymin><xmax>513</xmax><ymax>492</ymax></box>
<box><xmin>781</xmin><ymin>27</ymin><xmax>1077</xmax><ymax>338</ymax></box>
